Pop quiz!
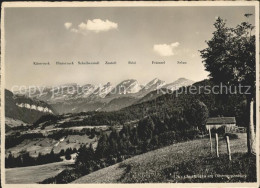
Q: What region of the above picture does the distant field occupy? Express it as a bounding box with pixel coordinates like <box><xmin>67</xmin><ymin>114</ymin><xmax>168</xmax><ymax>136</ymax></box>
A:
<box><xmin>6</xmin><ymin>161</ymin><xmax>73</xmax><ymax>184</ymax></box>
<box><xmin>6</xmin><ymin>134</ymin><xmax>97</xmax><ymax>157</ymax></box>
<box><xmin>5</xmin><ymin>117</ymin><xmax>27</xmax><ymax>128</ymax></box>
<box><xmin>72</xmin><ymin>133</ymin><xmax>253</xmax><ymax>183</ymax></box>
<box><xmin>6</xmin><ymin>123</ymin><xmax>107</xmax><ymax>157</ymax></box>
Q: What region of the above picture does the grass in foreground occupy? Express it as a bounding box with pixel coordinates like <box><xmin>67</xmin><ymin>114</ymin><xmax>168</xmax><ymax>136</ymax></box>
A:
<box><xmin>72</xmin><ymin>133</ymin><xmax>255</xmax><ymax>183</ymax></box>
<box><xmin>150</xmin><ymin>153</ymin><xmax>255</xmax><ymax>183</ymax></box>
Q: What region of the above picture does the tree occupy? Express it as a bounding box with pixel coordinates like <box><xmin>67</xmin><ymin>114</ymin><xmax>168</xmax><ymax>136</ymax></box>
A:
<box><xmin>59</xmin><ymin>149</ymin><xmax>65</xmax><ymax>156</ymax></box>
<box><xmin>130</xmin><ymin>127</ymin><xmax>139</xmax><ymax>145</ymax></box>
<box><xmin>200</xmin><ymin>16</ymin><xmax>255</xmax><ymax>154</ymax></box>
<box><xmin>65</xmin><ymin>148</ymin><xmax>72</xmax><ymax>156</ymax></box>
<box><xmin>150</xmin><ymin>135</ymin><xmax>159</xmax><ymax>148</ymax></box>
<box><xmin>95</xmin><ymin>133</ymin><xmax>109</xmax><ymax>159</ymax></box>
<box><xmin>186</xmin><ymin>100</ymin><xmax>209</xmax><ymax>132</ymax></box>
<box><xmin>137</xmin><ymin>117</ymin><xmax>155</xmax><ymax>141</ymax></box>
<box><xmin>6</xmin><ymin>153</ymin><xmax>14</xmax><ymax>168</ymax></box>
<box><xmin>65</xmin><ymin>153</ymin><xmax>71</xmax><ymax>160</ymax></box>
<box><xmin>88</xmin><ymin>143</ymin><xmax>95</xmax><ymax>161</ymax></box>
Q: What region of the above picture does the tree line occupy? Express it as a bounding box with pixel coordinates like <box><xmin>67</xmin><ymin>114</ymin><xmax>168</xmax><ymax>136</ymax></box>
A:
<box><xmin>5</xmin><ymin>147</ymin><xmax>78</xmax><ymax>168</ymax></box>
<box><xmin>6</xmin><ymin>127</ymin><xmax>99</xmax><ymax>149</ymax></box>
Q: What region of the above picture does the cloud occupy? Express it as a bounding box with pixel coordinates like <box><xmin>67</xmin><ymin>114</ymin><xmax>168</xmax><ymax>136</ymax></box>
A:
<box><xmin>81</xmin><ymin>19</ymin><xmax>118</xmax><ymax>33</ymax></box>
<box><xmin>153</xmin><ymin>42</ymin><xmax>180</xmax><ymax>57</ymax></box>
<box><xmin>66</xmin><ymin>19</ymin><xmax>118</xmax><ymax>34</ymax></box>
<box><xmin>64</xmin><ymin>22</ymin><xmax>72</xmax><ymax>30</ymax></box>
<box><xmin>71</xmin><ymin>28</ymin><xmax>79</xmax><ymax>33</ymax></box>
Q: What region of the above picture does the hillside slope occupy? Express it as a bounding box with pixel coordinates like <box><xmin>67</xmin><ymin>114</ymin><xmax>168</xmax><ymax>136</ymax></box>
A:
<box><xmin>5</xmin><ymin>89</ymin><xmax>55</xmax><ymax>124</ymax></box>
<box><xmin>72</xmin><ymin>133</ymin><xmax>254</xmax><ymax>183</ymax></box>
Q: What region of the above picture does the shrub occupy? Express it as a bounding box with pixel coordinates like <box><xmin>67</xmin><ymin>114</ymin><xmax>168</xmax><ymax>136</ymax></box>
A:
<box><xmin>107</xmin><ymin>155</ymin><xmax>117</xmax><ymax>165</ymax></box>
<box><xmin>183</xmin><ymin>129</ymin><xmax>200</xmax><ymax>140</ymax></box>
<box><xmin>117</xmin><ymin>155</ymin><xmax>124</xmax><ymax>162</ymax></box>
<box><xmin>100</xmin><ymin>161</ymin><xmax>106</xmax><ymax>168</ymax></box>
<box><xmin>158</xmin><ymin>131</ymin><xmax>176</xmax><ymax>146</ymax></box>
<box><xmin>59</xmin><ymin>149</ymin><xmax>65</xmax><ymax>156</ymax></box>
<box><xmin>94</xmin><ymin>164</ymin><xmax>101</xmax><ymax>171</ymax></box>
<box><xmin>210</xmin><ymin>126</ymin><xmax>225</xmax><ymax>135</ymax></box>
<box><xmin>65</xmin><ymin>153</ymin><xmax>71</xmax><ymax>160</ymax></box>
<box><xmin>40</xmin><ymin>169</ymin><xmax>81</xmax><ymax>184</ymax></box>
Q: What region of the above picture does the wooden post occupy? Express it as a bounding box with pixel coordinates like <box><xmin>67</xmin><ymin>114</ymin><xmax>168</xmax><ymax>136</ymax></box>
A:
<box><xmin>249</xmin><ymin>99</ymin><xmax>255</xmax><ymax>152</ymax></box>
<box><xmin>226</xmin><ymin>136</ymin><xmax>231</xmax><ymax>161</ymax></box>
<box><xmin>215</xmin><ymin>133</ymin><xmax>219</xmax><ymax>157</ymax></box>
<box><xmin>209</xmin><ymin>128</ymin><xmax>212</xmax><ymax>153</ymax></box>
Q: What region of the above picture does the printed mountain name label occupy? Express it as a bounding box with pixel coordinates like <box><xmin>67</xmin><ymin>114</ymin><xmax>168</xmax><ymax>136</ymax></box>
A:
<box><xmin>105</xmin><ymin>61</ymin><xmax>117</xmax><ymax>64</ymax></box>
<box><xmin>152</xmin><ymin>61</ymin><xmax>165</xmax><ymax>64</ymax></box>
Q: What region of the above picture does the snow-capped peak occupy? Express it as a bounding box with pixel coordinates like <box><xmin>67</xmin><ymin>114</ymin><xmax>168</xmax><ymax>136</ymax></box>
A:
<box><xmin>163</xmin><ymin>78</ymin><xmax>194</xmax><ymax>91</ymax></box>
<box><xmin>89</xmin><ymin>82</ymin><xmax>114</xmax><ymax>98</ymax></box>
<box><xmin>143</xmin><ymin>78</ymin><xmax>165</xmax><ymax>90</ymax></box>
<box><xmin>107</xmin><ymin>79</ymin><xmax>142</xmax><ymax>96</ymax></box>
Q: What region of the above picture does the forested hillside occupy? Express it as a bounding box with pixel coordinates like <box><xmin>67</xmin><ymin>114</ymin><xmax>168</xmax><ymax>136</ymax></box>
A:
<box><xmin>5</xmin><ymin>89</ymin><xmax>56</xmax><ymax>124</ymax></box>
<box><xmin>40</xmin><ymin>79</ymin><xmax>249</xmax><ymax>129</ymax></box>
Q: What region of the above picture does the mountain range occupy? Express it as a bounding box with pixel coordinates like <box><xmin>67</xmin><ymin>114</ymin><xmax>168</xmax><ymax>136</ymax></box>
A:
<box><xmin>11</xmin><ymin>78</ymin><xmax>194</xmax><ymax>115</ymax></box>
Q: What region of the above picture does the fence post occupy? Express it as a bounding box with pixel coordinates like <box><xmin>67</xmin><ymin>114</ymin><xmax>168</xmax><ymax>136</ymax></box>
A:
<box><xmin>226</xmin><ymin>136</ymin><xmax>231</xmax><ymax>161</ymax></box>
<box><xmin>215</xmin><ymin>133</ymin><xmax>219</xmax><ymax>157</ymax></box>
<box><xmin>249</xmin><ymin>99</ymin><xmax>255</xmax><ymax>153</ymax></box>
<box><xmin>209</xmin><ymin>128</ymin><xmax>212</xmax><ymax>153</ymax></box>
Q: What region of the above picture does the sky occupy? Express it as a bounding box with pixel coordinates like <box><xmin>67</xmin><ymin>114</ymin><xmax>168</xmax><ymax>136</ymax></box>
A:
<box><xmin>4</xmin><ymin>6</ymin><xmax>255</xmax><ymax>89</ymax></box>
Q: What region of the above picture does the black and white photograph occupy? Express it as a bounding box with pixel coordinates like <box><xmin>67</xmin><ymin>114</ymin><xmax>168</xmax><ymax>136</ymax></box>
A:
<box><xmin>1</xmin><ymin>2</ymin><xmax>259</xmax><ymax>186</ymax></box>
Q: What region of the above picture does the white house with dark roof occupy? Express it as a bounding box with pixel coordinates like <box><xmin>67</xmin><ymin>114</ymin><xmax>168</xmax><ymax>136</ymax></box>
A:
<box><xmin>206</xmin><ymin>117</ymin><xmax>237</xmax><ymax>132</ymax></box>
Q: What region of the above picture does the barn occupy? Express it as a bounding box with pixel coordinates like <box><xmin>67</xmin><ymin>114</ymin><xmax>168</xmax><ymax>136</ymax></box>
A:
<box><xmin>206</xmin><ymin>117</ymin><xmax>237</xmax><ymax>132</ymax></box>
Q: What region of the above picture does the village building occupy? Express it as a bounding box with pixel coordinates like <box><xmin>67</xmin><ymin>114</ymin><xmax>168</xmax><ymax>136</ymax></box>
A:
<box><xmin>31</xmin><ymin>104</ymin><xmax>37</xmax><ymax>110</ymax></box>
<box><xmin>25</xmin><ymin>103</ymin><xmax>31</xmax><ymax>109</ymax></box>
<box><xmin>16</xmin><ymin>103</ymin><xmax>25</xmax><ymax>108</ymax></box>
<box><xmin>206</xmin><ymin>117</ymin><xmax>237</xmax><ymax>132</ymax></box>
<box><xmin>43</xmin><ymin>107</ymin><xmax>49</xmax><ymax>112</ymax></box>
<box><xmin>37</xmin><ymin>106</ymin><xmax>44</xmax><ymax>111</ymax></box>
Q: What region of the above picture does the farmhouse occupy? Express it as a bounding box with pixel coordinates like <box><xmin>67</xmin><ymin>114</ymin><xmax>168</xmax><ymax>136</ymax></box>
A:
<box><xmin>206</xmin><ymin>117</ymin><xmax>237</xmax><ymax>132</ymax></box>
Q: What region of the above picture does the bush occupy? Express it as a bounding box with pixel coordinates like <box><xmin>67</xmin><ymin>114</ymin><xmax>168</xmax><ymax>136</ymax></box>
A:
<box><xmin>40</xmin><ymin>169</ymin><xmax>82</xmax><ymax>184</ymax></box>
<box><xmin>210</xmin><ymin>126</ymin><xmax>225</xmax><ymax>135</ymax></box>
<box><xmin>59</xmin><ymin>149</ymin><xmax>65</xmax><ymax>156</ymax></box>
<box><xmin>100</xmin><ymin>161</ymin><xmax>106</xmax><ymax>168</ymax></box>
<box><xmin>94</xmin><ymin>164</ymin><xmax>101</xmax><ymax>171</ymax></box>
<box><xmin>158</xmin><ymin>131</ymin><xmax>176</xmax><ymax>146</ymax></box>
<box><xmin>65</xmin><ymin>153</ymin><xmax>71</xmax><ymax>160</ymax></box>
<box><xmin>183</xmin><ymin>129</ymin><xmax>200</xmax><ymax>140</ymax></box>
<box><xmin>117</xmin><ymin>155</ymin><xmax>123</xmax><ymax>162</ymax></box>
<box><xmin>107</xmin><ymin>155</ymin><xmax>117</xmax><ymax>165</ymax></box>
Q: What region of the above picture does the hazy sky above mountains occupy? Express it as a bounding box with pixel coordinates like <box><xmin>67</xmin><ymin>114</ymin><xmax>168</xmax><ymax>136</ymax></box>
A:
<box><xmin>4</xmin><ymin>6</ymin><xmax>255</xmax><ymax>89</ymax></box>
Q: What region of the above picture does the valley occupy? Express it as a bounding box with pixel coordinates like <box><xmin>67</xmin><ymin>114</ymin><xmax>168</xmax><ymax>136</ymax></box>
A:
<box><xmin>4</xmin><ymin>78</ymin><xmax>256</xmax><ymax>184</ymax></box>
